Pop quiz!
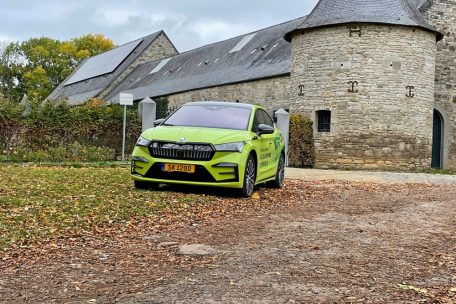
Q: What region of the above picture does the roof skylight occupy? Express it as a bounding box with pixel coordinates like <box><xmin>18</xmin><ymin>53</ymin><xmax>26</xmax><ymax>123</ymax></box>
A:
<box><xmin>149</xmin><ymin>58</ymin><xmax>171</xmax><ymax>74</ymax></box>
<box><xmin>229</xmin><ymin>33</ymin><xmax>257</xmax><ymax>53</ymax></box>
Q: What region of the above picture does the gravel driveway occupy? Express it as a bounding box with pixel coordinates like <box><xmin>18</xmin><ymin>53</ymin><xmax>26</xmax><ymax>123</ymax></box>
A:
<box><xmin>1</xmin><ymin>169</ymin><xmax>455</xmax><ymax>304</ymax></box>
<box><xmin>126</xmin><ymin>170</ymin><xmax>456</xmax><ymax>304</ymax></box>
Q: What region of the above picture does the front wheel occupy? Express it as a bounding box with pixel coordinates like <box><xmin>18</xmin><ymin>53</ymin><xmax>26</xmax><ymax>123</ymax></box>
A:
<box><xmin>240</xmin><ymin>154</ymin><xmax>256</xmax><ymax>198</ymax></box>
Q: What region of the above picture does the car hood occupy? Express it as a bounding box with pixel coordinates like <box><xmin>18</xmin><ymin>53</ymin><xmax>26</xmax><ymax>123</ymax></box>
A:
<box><xmin>142</xmin><ymin>126</ymin><xmax>253</xmax><ymax>144</ymax></box>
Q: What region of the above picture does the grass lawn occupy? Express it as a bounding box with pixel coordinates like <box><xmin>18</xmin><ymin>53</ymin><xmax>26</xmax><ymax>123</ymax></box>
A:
<box><xmin>0</xmin><ymin>165</ymin><xmax>206</xmax><ymax>251</ymax></box>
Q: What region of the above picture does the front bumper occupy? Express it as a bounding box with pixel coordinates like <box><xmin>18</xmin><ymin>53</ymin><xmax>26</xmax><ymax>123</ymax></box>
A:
<box><xmin>130</xmin><ymin>146</ymin><xmax>247</xmax><ymax>188</ymax></box>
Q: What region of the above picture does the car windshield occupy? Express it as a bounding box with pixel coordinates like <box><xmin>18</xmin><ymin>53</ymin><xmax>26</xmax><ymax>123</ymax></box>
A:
<box><xmin>164</xmin><ymin>104</ymin><xmax>252</xmax><ymax>130</ymax></box>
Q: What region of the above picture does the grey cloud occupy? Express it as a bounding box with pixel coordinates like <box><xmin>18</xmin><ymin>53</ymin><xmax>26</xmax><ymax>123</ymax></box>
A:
<box><xmin>0</xmin><ymin>0</ymin><xmax>318</xmax><ymax>51</ymax></box>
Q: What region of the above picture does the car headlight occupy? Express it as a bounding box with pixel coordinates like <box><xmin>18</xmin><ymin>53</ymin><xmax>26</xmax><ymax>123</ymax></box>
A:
<box><xmin>136</xmin><ymin>136</ymin><xmax>152</xmax><ymax>147</ymax></box>
<box><xmin>214</xmin><ymin>142</ymin><xmax>245</xmax><ymax>153</ymax></box>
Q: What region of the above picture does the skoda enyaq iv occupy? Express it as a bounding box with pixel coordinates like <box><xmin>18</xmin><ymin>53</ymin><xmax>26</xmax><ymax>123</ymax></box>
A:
<box><xmin>131</xmin><ymin>101</ymin><xmax>285</xmax><ymax>197</ymax></box>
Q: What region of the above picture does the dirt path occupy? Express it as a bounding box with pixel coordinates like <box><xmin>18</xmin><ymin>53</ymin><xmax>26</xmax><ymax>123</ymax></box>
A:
<box><xmin>1</xmin><ymin>171</ymin><xmax>456</xmax><ymax>303</ymax></box>
<box><xmin>126</xmin><ymin>180</ymin><xmax>456</xmax><ymax>304</ymax></box>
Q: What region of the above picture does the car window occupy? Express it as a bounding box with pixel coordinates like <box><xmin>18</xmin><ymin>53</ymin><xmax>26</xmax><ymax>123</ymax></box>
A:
<box><xmin>164</xmin><ymin>105</ymin><xmax>252</xmax><ymax>130</ymax></box>
<box><xmin>260</xmin><ymin>110</ymin><xmax>274</xmax><ymax>127</ymax></box>
<box><xmin>252</xmin><ymin>108</ymin><xmax>274</xmax><ymax>132</ymax></box>
<box><xmin>252</xmin><ymin>110</ymin><xmax>262</xmax><ymax>132</ymax></box>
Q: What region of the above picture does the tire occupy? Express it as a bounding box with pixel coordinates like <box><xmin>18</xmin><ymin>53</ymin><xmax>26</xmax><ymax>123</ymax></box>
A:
<box><xmin>134</xmin><ymin>180</ymin><xmax>159</xmax><ymax>190</ymax></box>
<box><xmin>240</xmin><ymin>154</ymin><xmax>256</xmax><ymax>198</ymax></box>
<box><xmin>269</xmin><ymin>153</ymin><xmax>285</xmax><ymax>188</ymax></box>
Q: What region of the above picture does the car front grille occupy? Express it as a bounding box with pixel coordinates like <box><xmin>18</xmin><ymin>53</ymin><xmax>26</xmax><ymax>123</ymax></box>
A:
<box><xmin>149</xmin><ymin>142</ymin><xmax>215</xmax><ymax>161</ymax></box>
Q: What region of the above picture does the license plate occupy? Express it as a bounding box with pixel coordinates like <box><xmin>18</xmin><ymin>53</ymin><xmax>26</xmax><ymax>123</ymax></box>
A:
<box><xmin>163</xmin><ymin>163</ymin><xmax>196</xmax><ymax>173</ymax></box>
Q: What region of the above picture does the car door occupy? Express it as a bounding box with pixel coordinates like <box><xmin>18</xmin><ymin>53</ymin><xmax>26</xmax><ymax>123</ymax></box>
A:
<box><xmin>258</xmin><ymin>109</ymin><xmax>277</xmax><ymax>178</ymax></box>
<box><xmin>252</xmin><ymin>109</ymin><xmax>276</xmax><ymax>181</ymax></box>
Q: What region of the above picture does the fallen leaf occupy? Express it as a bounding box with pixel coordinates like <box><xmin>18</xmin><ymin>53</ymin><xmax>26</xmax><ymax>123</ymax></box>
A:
<box><xmin>397</xmin><ymin>284</ymin><xmax>427</xmax><ymax>294</ymax></box>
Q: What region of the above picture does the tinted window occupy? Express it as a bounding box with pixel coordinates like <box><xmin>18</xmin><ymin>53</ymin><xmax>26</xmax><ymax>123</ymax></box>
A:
<box><xmin>261</xmin><ymin>110</ymin><xmax>274</xmax><ymax>127</ymax></box>
<box><xmin>252</xmin><ymin>109</ymin><xmax>274</xmax><ymax>132</ymax></box>
<box><xmin>164</xmin><ymin>104</ymin><xmax>252</xmax><ymax>130</ymax></box>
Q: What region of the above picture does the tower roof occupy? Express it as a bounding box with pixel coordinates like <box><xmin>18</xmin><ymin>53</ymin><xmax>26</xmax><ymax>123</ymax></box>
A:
<box><xmin>284</xmin><ymin>0</ymin><xmax>443</xmax><ymax>41</ymax></box>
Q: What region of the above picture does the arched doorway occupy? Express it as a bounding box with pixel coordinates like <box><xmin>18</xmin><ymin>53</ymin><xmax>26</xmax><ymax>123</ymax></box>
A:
<box><xmin>432</xmin><ymin>109</ymin><xmax>443</xmax><ymax>169</ymax></box>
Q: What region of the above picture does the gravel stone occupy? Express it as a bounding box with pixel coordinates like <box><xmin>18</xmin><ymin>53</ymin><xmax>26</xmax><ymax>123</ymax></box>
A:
<box><xmin>177</xmin><ymin>244</ymin><xmax>216</xmax><ymax>256</ymax></box>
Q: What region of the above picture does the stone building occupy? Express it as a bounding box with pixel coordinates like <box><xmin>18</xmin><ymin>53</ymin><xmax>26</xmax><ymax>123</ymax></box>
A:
<box><xmin>420</xmin><ymin>0</ymin><xmax>456</xmax><ymax>170</ymax></box>
<box><xmin>48</xmin><ymin>0</ymin><xmax>456</xmax><ymax>171</ymax></box>
<box><xmin>285</xmin><ymin>0</ymin><xmax>442</xmax><ymax>170</ymax></box>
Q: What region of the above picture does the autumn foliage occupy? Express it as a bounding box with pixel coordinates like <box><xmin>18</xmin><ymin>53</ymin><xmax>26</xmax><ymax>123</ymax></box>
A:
<box><xmin>0</xmin><ymin>96</ymin><xmax>141</xmax><ymax>162</ymax></box>
<box><xmin>0</xmin><ymin>34</ymin><xmax>114</xmax><ymax>101</ymax></box>
<box><xmin>288</xmin><ymin>113</ymin><xmax>315</xmax><ymax>168</ymax></box>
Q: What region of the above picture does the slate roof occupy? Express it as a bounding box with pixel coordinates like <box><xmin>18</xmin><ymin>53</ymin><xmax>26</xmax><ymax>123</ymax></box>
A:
<box><xmin>415</xmin><ymin>0</ymin><xmax>428</xmax><ymax>7</ymax></box>
<box><xmin>415</xmin><ymin>0</ymin><xmax>433</xmax><ymax>13</ymax></box>
<box><xmin>47</xmin><ymin>31</ymin><xmax>167</xmax><ymax>104</ymax></box>
<box><xmin>284</xmin><ymin>0</ymin><xmax>443</xmax><ymax>41</ymax></box>
<box><xmin>49</xmin><ymin>0</ymin><xmax>439</xmax><ymax>104</ymax></box>
<box><xmin>184</xmin><ymin>101</ymin><xmax>256</xmax><ymax>109</ymax></box>
<box><xmin>106</xmin><ymin>17</ymin><xmax>306</xmax><ymax>103</ymax></box>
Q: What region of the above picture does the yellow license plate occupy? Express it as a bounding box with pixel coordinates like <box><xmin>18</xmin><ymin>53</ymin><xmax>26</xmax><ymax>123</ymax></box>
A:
<box><xmin>163</xmin><ymin>163</ymin><xmax>196</xmax><ymax>173</ymax></box>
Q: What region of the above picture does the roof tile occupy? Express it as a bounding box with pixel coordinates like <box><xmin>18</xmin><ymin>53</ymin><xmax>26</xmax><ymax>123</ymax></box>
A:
<box><xmin>106</xmin><ymin>17</ymin><xmax>306</xmax><ymax>102</ymax></box>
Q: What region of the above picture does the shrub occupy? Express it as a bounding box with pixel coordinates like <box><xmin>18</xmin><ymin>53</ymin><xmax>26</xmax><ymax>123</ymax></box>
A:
<box><xmin>0</xmin><ymin>97</ymin><xmax>143</xmax><ymax>162</ymax></box>
<box><xmin>155</xmin><ymin>96</ymin><xmax>171</xmax><ymax>119</ymax></box>
<box><xmin>0</xmin><ymin>95</ymin><xmax>24</xmax><ymax>150</ymax></box>
<box><xmin>288</xmin><ymin>114</ymin><xmax>315</xmax><ymax>168</ymax></box>
<box><xmin>0</xmin><ymin>145</ymin><xmax>116</xmax><ymax>163</ymax></box>
<box><xmin>47</xmin><ymin>146</ymin><xmax>68</xmax><ymax>162</ymax></box>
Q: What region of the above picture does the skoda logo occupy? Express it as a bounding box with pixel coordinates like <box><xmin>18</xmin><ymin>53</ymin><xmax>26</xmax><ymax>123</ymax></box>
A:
<box><xmin>178</xmin><ymin>138</ymin><xmax>187</xmax><ymax>143</ymax></box>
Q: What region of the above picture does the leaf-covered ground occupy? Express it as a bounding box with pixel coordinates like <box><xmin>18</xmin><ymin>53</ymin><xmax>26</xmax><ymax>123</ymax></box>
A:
<box><xmin>1</xmin><ymin>166</ymin><xmax>455</xmax><ymax>303</ymax></box>
<box><xmin>0</xmin><ymin>165</ymin><xmax>206</xmax><ymax>251</ymax></box>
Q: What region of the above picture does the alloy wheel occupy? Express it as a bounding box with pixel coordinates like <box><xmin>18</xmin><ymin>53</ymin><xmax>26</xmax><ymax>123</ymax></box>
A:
<box><xmin>278</xmin><ymin>155</ymin><xmax>285</xmax><ymax>187</ymax></box>
<box><xmin>244</xmin><ymin>156</ymin><xmax>256</xmax><ymax>197</ymax></box>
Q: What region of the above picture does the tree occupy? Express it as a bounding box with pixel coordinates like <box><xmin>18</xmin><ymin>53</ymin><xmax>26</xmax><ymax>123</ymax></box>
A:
<box><xmin>0</xmin><ymin>34</ymin><xmax>115</xmax><ymax>101</ymax></box>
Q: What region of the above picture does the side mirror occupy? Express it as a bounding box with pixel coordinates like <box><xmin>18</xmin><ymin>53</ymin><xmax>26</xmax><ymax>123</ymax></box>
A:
<box><xmin>258</xmin><ymin>124</ymin><xmax>275</xmax><ymax>135</ymax></box>
<box><xmin>154</xmin><ymin>118</ymin><xmax>165</xmax><ymax>127</ymax></box>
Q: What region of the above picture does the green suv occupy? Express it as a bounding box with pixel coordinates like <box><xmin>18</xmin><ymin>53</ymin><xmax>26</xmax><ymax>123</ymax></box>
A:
<box><xmin>131</xmin><ymin>101</ymin><xmax>285</xmax><ymax>197</ymax></box>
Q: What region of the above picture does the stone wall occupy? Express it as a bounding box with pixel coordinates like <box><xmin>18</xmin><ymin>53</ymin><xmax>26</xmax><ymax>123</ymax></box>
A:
<box><xmin>422</xmin><ymin>0</ymin><xmax>456</xmax><ymax>169</ymax></box>
<box><xmin>290</xmin><ymin>25</ymin><xmax>437</xmax><ymax>170</ymax></box>
<box><xmin>101</xmin><ymin>33</ymin><xmax>178</xmax><ymax>99</ymax></box>
<box><xmin>163</xmin><ymin>76</ymin><xmax>291</xmax><ymax>114</ymax></box>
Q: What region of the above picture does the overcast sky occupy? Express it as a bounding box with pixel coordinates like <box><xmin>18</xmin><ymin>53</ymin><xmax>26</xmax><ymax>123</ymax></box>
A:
<box><xmin>0</xmin><ymin>0</ymin><xmax>318</xmax><ymax>52</ymax></box>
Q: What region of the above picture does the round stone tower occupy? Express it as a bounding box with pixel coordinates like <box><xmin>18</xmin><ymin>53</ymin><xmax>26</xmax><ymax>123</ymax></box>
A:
<box><xmin>285</xmin><ymin>0</ymin><xmax>443</xmax><ymax>170</ymax></box>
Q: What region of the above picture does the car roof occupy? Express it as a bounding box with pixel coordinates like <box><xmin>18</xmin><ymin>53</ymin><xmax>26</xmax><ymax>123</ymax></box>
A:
<box><xmin>183</xmin><ymin>101</ymin><xmax>257</xmax><ymax>109</ymax></box>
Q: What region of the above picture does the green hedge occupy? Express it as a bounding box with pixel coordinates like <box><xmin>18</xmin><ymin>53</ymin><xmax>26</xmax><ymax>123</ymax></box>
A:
<box><xmin>0</xmin><ymin>96</ymin><xmax>316</xmax><ymax>165</ymax></box>
<box><xmin>288</xmin><ymin>114</ymin><xmax>315</xmax><ymax>168</ymax></box>
<box><xmin>0</xmin><ymin>97</ymin><xmax>142</xmax><ymax>162</ymax></box>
